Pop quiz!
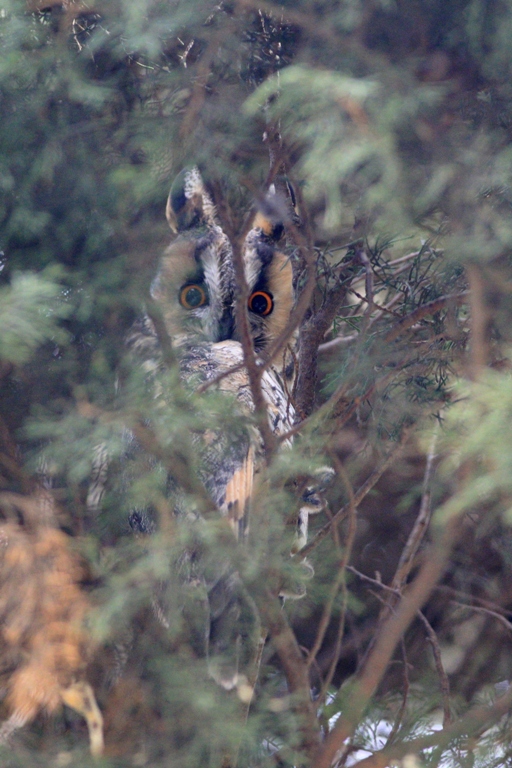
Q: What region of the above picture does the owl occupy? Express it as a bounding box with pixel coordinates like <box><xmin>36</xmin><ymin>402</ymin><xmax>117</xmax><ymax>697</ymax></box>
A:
<box><xmin>128</xmin><ymin>166</ymin><xmax>297</xmax><ymax>536</ymax></box>
<box><xmin>125</xmin><ymin>166</ymin><xmax>323</xmax><ymax>689</ymax></box>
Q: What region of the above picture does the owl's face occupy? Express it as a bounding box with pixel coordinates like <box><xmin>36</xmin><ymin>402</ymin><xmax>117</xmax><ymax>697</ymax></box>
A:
<box><xmin>153</xmin><ymin>167</ymin><xmax>294</xmax><ymax>357</ymax></box>
<box><xmin>241</xmin><ymin>219</ymin><xmax>294</xmax><ymax>355</ymax></box>
<box><xmin>151</xmin><ymin>168</ymin><xmax>236</xmax><ymax>345</ymax></box>
<box><xmin>151</xmin><ymin>226</ymin><xmax>236</xmax><ymax>345</ymax></box>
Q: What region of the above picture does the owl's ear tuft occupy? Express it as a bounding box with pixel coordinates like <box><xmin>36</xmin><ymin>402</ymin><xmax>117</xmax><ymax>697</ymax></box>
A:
<box><xmin>252</xmin><ymin>186</ymin><xmax>289</xmax><ymax>241</ymax></box>
<box><xmin>166</xmin><ymin>166</ymin><xmax>211</xmax><ymax>233</ymax></box>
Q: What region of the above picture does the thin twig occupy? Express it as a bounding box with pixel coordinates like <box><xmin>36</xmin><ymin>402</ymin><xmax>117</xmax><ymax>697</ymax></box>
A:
<box><xmin>416</xmin><ymin>611</ymin><xmax>452</xmax><ymax>727</ymax></box>
<box><xmin>347</xmin><ymin>682</ymin><xmax>512</xmax><ymax>768</ymax></box>
<box><xmin>359</xmin><ymin>246</ymin><xmax>374</xmax><ymax>329</ymax></box>
<box><xmin>391</xmin><ymin>425</ymin><xmax>439</xmax><ymax>592</ymax></box>
<box><xmin>307</xmin><ymin>459</ymin><xmax>356</xmax><ymax>670</ymax></box>
<box><xmin>348</xmin><ymin>289</ymin><xmax>401</xmax><ymax>318</ymax></box>
<box><xmin>318</xmin><ymin>460</ymin><xmax>358</xmax><ymax>705</ymax></box>
<box><xmin>179</xmin><ymin>19</ymin><xmax>237</xmax><ymax>143</ymax></box>
<box><xmin>448</xmin><ymin>601</ymin><xmax>512</xmax><ymax>636</ymax></box>
<box><xmin>318</xmin><ymin>293</ymin><xmax>404</xmax><ymax>352</ymax></box>
<box><xmin>384</xmin><ymin>639</ymin><xmax>410</xmax><ymax>746</ymax></box>
<box><xmin>345</xmin><ymin>561</ymin><xmax>512</xmax><ymax>709</ymax></box>
<box><xmin>354</xmin><ymin>425</ymin><xmax>440</xmax><ymax>722</ymax></box>
<box><xmin>293</xmin><ymin>182</ymin><xmax>343</xmax><ymax>418</ymax></box>
<box><xmin>386</xmin><ymin>249</ymin><xmax>441</xmax><ymax>267</ymax></box>
<box><xmin>384</xmin><ymin>291</ymin><xmax>470</xmax><ymax>343</ymax></box>
<box><xmin>233</xmin><ymin>0</ymin><xmax>391</xmax><ymax>72</ymax></box>
<box><xmin>297</xmin><ymin>431</ymin><xmax>409</xmax><ymax>559</ymax></box>
<box><xmin>345</xmin><ymin>566</ymin><xmax>400</xmax><ymax>596</ymax></box>
<box><xmin>466</xmin><ymin>265</ymin><xmax>488</xmax><ymax>378</ymax></box>
<box><xmin>312</xmin><ymin>515</ymin><xmax>459</xmax><ymax>768</ymax></box>
<box><xmin>434</xmin><ymin>584</ymin><xmax>512</xmax><ymax>616</ymax></box>
<box><xmin>324</xmin><ymin>245</ymin><xmax>374</xmax><ymax>411</ymax></box>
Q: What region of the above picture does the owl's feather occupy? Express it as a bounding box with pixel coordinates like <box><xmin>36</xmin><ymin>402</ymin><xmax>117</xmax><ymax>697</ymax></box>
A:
<box><xmin>224</xmin><ymin>445</ymin><xmax>254</xmax><ymax>539</ymax></box>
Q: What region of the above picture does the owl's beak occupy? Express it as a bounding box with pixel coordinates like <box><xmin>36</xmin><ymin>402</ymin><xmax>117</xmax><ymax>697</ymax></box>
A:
<box><xmin>217</xmin><ymin>311</ymin><xmax>235</xmax><ymax>342</ymax></box>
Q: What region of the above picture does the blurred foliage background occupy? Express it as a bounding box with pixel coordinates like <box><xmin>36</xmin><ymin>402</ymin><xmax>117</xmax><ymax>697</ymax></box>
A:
<box><xmin>3</xmin><ymin>1</ymin><xmax>512</xmax><ymax>766</ymax></box>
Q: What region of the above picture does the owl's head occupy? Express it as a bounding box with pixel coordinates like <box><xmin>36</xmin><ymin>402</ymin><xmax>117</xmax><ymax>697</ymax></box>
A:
<box><xmin>241</xmin><ymin>188</ymin><xmax>295</xmax><ymax>371</ymax></box>
<box><xmin>152</xmin><ymin>167</ymin><xmax>236</xmax><ymax>344</ymax></box>
<box><xmin>153</xmin><ymin>168</ymin><xmax>295</xmax><ymax>358</ymax></box>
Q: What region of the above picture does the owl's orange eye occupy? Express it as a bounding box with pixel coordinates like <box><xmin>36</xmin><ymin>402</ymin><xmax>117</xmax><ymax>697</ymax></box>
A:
<box><xmin>248</xmin><ymin>290</ymin><xmax>273</xmax><ymax>316</ymax></box>
<box><xmin>180</xmin><ymin>284</ymin><xmax>207</xmax><ymax>309</ymax></box>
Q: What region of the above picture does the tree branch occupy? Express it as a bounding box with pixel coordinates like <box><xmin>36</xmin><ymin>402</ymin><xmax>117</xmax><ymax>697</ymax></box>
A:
<box><xmin>349</xmin><ymin>683</ymin><xmax>512</xmax><ymax>768</ymax></box>
<box><xmin>297</xmin><ymin>431</ymin><xmax>409</xmax><ymax>559</ymax></box>
<box><xmin>312</xmin><ymin>517</ymin><xmax>458</xmax><ymax>768</ymax></box>
<box><xmin>254</xmin><ymin>588</ymin><xmax>321</xmax><ymax>761</ymax></box>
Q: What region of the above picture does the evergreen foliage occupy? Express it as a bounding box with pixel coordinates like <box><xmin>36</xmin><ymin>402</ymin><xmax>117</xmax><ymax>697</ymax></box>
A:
<box><xmin>2</xmin><ymin>1</ymin><xmax>512</xmax><ymax>766</ymax></box>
